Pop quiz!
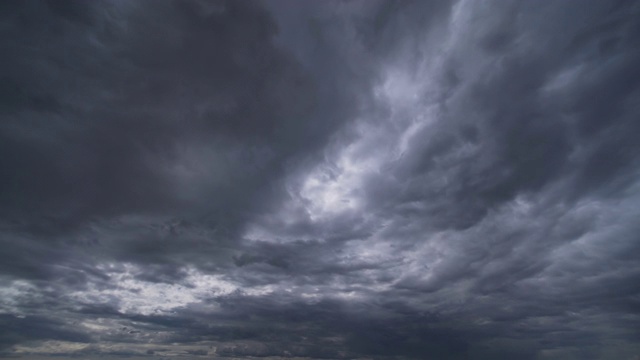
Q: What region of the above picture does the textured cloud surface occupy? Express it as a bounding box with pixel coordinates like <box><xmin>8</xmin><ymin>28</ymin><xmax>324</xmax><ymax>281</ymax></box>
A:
<box><xmin>1</xmin><ymin>1</ymin><xmax>640</xmax><ymax>359</ymax></box>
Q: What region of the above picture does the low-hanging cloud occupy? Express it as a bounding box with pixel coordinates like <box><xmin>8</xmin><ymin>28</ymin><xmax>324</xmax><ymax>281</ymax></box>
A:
<box><xmin>1</xmin><ymin>0</ymin><xmax>639</xmax><ymax>359</ymax></box>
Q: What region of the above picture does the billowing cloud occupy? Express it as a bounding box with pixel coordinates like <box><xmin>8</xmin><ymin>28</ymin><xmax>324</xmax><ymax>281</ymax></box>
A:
<box><xmin>1</xmin><ymin>0</ymin><xmax>639</xmax><ymax>359</ymax></box>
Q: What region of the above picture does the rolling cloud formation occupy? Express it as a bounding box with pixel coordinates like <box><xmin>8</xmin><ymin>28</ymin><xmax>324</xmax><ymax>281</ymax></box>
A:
<box><xmin>1</xmin><ymin>1</ymin><xmax>640</xmax><ymax>359</ymax></box>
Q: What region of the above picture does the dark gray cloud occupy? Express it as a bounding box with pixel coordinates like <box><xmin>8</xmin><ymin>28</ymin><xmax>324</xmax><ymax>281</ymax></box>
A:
<box><xmin>1</xmin><ymin>0</ymin><xmax>640</xmax><ymax>359</ymax></box>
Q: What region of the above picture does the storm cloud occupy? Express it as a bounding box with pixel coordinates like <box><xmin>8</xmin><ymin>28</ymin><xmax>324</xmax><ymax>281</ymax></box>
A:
<box><xmin>1</xmin><ymin>0</ymin><xmax>639</xmax><ymax>359</ymax></box>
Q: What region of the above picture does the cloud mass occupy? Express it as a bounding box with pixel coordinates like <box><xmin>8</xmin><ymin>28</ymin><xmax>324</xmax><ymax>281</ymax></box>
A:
<box><xmin>1</xmin><ymin>0</ymin><xmax>640</xmax><ymax>359</ymax></box>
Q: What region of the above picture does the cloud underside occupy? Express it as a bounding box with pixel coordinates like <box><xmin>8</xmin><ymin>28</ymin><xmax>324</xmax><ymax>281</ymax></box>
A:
<box><xmin>1</xmin><ymin>0</ymin><xmax>639</xmax><ymax>359</ymax></box>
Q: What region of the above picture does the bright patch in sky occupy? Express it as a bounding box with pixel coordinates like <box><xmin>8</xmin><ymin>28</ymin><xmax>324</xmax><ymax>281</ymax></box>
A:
<box><xmin>68</xmin><ymin>264</ymin><xmax>270</xmax><ymax>315</ymax></box>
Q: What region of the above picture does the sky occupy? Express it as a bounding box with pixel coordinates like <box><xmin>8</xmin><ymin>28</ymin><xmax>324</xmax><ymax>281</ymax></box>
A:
<box><xmin>1</xmin><ymin>0</ymin><xmax>639</xmax><ymax>359</ymax></box>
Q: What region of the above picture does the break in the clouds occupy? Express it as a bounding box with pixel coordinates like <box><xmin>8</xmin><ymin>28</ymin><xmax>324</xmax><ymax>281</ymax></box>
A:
<box><xmin>1</xmin><ymin>0</ymin><xmax>640</xmax><ymax>359</ymax></box>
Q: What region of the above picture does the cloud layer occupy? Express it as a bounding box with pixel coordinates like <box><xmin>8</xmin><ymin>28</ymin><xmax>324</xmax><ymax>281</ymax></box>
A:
<box><xmin>1</xmin><ymin>0</ymin><xmax>639</xmax><ymax>359</ymax></box>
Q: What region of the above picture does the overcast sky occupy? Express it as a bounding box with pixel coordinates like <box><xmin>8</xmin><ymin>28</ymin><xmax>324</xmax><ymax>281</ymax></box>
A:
<box><xmin>1</xmin><ymin>0</ymin><xmax>640</xmax><ymax>359</ymax></box>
